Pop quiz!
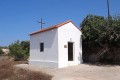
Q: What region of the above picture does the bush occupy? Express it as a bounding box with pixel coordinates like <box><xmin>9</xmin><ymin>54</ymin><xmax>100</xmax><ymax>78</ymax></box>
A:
<box><xmin>9</xmin><ymin>40</ymin><xmax>29</xmax><ymax>61</ymax></box>
<box><xmin>0</xmin><ymin>58</ymin><xmax>14</xmax><ymax>79</ymax></box>
<box><xmin>0</xmin><ymin>58</ymin><xmax>52</xmax><ymax>80</ymax></box>
<box><xmin>10</xmin><ymin>68</ymin><xmax>52</xmax><ymax>80</ymax></box>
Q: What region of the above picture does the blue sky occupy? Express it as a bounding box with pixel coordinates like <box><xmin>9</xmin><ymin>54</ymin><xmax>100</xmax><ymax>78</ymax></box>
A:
<box><xmin>0</xmin><ymin>0</ymin><xmax>120</xmax><ymax>46</ymax></box>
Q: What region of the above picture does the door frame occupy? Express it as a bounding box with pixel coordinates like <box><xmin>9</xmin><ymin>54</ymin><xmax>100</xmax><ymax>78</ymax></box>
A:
<box><xmin>68</xmin><ymin>42</ymin><xmax>75</xmax><ymax>61</ymax></box>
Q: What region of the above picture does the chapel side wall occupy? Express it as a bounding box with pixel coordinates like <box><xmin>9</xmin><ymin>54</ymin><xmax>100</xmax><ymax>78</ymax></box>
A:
<box><xmin>29</xmin><ymin>28</ymin><xmax>59</xmax><ymax>68</ymax></box>
<box><xmin>58</xmin><ymin>22</ymin><xmax>82</xmax><ymax>68</ymax></box>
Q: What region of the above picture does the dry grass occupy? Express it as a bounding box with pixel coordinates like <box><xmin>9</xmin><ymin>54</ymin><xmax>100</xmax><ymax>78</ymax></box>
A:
<box><xmin>0</xmin><ymin>57</ymin><xmax>52</xmax><ymax>80</ymax></box>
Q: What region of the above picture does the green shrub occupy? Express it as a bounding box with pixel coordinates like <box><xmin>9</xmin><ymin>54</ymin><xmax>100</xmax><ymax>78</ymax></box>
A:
<box><xmin>9</xmin><ymin>40</ymin><xmax>29</xmax><ymax>61</ymax></box>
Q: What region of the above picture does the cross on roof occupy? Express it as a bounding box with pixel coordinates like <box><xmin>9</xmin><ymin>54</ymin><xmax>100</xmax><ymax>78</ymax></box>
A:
<box><xmin>38</xmin><ymin>18</ymin><xmax>45</xmax><ymax>30</ymax></box>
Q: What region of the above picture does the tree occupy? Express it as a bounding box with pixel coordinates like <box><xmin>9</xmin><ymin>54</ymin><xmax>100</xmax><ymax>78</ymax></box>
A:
<box><xmin>9</xmin><ymin>40</ymin><xmax>23</xmax><ymax>60</ymax></box>
<box><xmin>81</xmin><ymin>14</ymin><xmax>106</xmax><ymax>47</ymax></box>
<box><xmin>20</xmin><ymin>41</ymin><xmax>30</xmax><ymax>59</ymax></box>
<box><xmin>81</xmin><ymin>14</ymin><xmax>107</xmax><ymax>62</ymax></box>
<box><xmin>9</xmin><ymin>40</ymin><xmax>29</xmax><ymax>61</ymax></box>
<box><xmin>81</xmin><ymin>14</ymin><xmax>120</xmax><ymax>63</ymax></box>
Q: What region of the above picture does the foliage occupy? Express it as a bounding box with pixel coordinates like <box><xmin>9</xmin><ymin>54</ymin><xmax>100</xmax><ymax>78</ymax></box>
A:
<box><xmin>81</xmin><ymin>14</ymin><xmax>107</xmax><ymax>47</ymax></box>
<box><xmin>20</xmin><ymin>41</ymin><xmax>30</xmax><ymax>60</ymax></box>
<box><xmin>0</xmin><ymin>48</ymin><xmax>3</xmax><ymax>55</ymax></box>
<box><xmin>0</xmin><ymin>46</ymin><xmax>8</xmax><ymax>49</ymax></box>
<box><xmin>81</xmin><ymin>14</ymin><xmax>120</xmax><ymax>64</ymax></box>
<box><xmin>9</xmin><ymin>40</ymin><xmax>29</xmax><ymax>61</ymax></box>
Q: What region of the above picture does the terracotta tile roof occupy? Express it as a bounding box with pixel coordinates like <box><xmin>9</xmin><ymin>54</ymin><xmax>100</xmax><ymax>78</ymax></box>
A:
<box><xmin>30</xmin><ymin>20</ymin><xmax>80</xmax><ymax>35</ymax></box>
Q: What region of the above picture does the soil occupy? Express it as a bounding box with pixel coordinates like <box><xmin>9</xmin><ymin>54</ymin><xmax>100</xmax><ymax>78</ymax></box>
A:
<box><xmin>15</xmin><ymin>64</ymin><xmax>120</xmax><ymax>80</ymax></box>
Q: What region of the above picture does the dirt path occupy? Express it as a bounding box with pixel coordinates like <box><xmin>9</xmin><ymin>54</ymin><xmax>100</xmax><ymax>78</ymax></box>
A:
<box><xmin>15</xmin><ymin>64</ymin><xmax>120</xmax><ymax>80</ymax></box>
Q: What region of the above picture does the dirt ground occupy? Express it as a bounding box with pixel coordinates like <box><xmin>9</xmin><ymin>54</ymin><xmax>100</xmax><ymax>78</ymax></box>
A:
<box><xmin>15</xmin><ymin>64</ymin><xmax>120</xmax><ymax>80</ymax></box>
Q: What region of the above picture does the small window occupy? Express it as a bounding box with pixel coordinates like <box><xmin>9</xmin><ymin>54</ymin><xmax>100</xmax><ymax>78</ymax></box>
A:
<box><xmin>40</xmin><ymin>43</ymin><xmax>44</xmax><ymax>52</ymax></box>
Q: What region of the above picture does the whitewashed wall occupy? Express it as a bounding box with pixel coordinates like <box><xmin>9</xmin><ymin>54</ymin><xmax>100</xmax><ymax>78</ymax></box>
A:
<box><xmin>58</xmin><ymin>23</ymin><xmax>82</xmax><ymax>68</ymax></box>
<box><xmin>29</xmin><ymin>28</ymin><xmax>59</xmax><ymax>68</ymax></box>
<box><xmin>29</xmin><ymin>22</ymin><xmax>82</xmax><ymax>68</ymax></box>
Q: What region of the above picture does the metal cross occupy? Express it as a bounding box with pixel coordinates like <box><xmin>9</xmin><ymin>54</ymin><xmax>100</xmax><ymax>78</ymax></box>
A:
<box><xmin>38</xmin><ymin>18</ymin><xmax>45</xmax><ymax>29</ymax></box>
